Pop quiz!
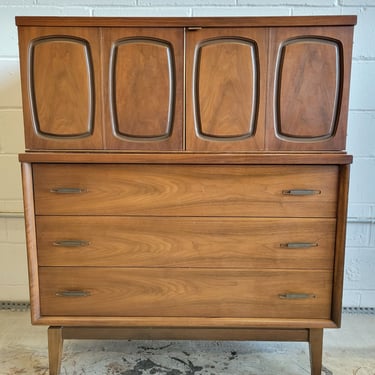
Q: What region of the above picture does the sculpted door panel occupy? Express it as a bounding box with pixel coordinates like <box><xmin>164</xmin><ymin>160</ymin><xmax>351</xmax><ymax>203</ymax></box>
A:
<box><xmin>186</xmin><ymin>28</ymin><xmax>267</xmax><ymax>151</ymax></box>
<box><xmin>102</xmin><ymin>28</ymin><xmax>183</xmax><ymax>150</ymax></box>
<box><xmin>18</xmin><ymin>27</ymin><xmax>103</xmax><ymax>150</ymax></box>
<box><xmin>266</xmin><ymin>26</ymin><xmax>354</xmax><ymax>151</ymax></box>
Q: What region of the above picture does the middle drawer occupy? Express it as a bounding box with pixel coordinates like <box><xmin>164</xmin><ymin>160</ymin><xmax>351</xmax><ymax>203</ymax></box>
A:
<box><xmin>36</xmin><ymin>216</ymin><xmax>336</xmax><ymax>269</ymax></box>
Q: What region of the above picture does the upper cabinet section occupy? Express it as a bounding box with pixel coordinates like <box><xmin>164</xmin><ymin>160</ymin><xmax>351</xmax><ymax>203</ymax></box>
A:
<box><xmin>16</xmin><ymin>16</ymin><xmax>356</xmax><ymax>152</ymax></box>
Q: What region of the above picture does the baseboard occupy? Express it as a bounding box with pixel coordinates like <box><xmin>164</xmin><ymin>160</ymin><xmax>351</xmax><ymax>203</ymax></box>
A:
<box><xmin>343</xmin><ymin>306</ymin><xmax>375</xmax><ymax>315</ymax></box>
<box><xmin>0</xmin><ymin>301</ymin><xmax>30</xmax><ymax>311</ymax></box>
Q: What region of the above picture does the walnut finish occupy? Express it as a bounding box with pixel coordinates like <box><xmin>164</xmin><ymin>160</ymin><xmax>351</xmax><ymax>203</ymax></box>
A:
<box><xmin>17</xmin><ymin>17</ymin><xmax>354</xmax><ymax>152</ymax></box>
<box><xmin>16</xmin><ymin>16</ymin><xmax>356</xmax><ymax>375</ymax></box>
<box><xmin>33</xmin><ymin>164</ymin><xmax>338</xmax><ymax>217</ymax></box>
<box><xmin>36</xmin><ymin>216</ymin><xmax>336</xmax><ymax>269</ymax></box>
<box><xmin>102</xmin><ymin>27</ymin><xmax>184</xmax><ymax>150</ymax></box>
<box><xmin>266</xmin><ymin>26</ymin><xmax>354</xmax><ymax>151</ymax></box>
<box><xmin>186</xmin><ymin>27</ymin><xmax>267</xmax><ymax>151</ymax></box>
<box><xmin>18</xmin><ymin>26</ymin><xmax>103</xmax><ymax>150</ymax></box>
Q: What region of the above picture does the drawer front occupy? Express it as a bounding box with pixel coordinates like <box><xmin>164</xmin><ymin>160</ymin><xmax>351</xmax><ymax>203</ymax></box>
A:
<box><xmin>39</xmin><ymin>267</ymin><xmax>332</xmax><ymax>319</ymax></box>
<box><xmin>36</xmin><ymin>216</ymin><xmax>336</xmax><ymax>269</ymax></box>
<box><xmin>33</xmin><ymin>164</ymin><xmax>338</xmax><ymax>217</ymax></box>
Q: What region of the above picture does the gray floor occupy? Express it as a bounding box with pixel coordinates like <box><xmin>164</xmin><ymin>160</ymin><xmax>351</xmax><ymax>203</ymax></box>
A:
<box><xmin>0</xmin><ymin>310</ymin><xmax>374</xmax><ymax>374</ymax></box>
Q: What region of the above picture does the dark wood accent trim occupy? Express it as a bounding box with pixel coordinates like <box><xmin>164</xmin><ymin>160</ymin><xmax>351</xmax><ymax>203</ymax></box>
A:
<box><xmin>15</xmin><ymin>16</ymin><xmax>357</xmax><ymax>27</ymax></box>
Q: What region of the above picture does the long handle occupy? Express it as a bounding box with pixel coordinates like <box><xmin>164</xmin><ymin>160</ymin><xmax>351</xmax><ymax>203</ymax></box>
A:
<box><xmin>50</xmin><ymin>187</ymin><xmax>87</xmax><ymax>194</ymax></box>
<box><xmin>56</xmin><ymin>290</ymin><xmax>90</xmax><ymax>297</ymax></box>
<box><xmin>53</xmin><ymin>240</ymin><xmax>90</xmax><ymax>247</ymax></box>
<box><xmin>282</xmin><ymin>189</ymin><xmax>321</xmax><ymax>196</ymax></box>
<box><xmin>279</xmin><ymin>293</ymin><xmax>316</xmax><ymax>299</ymax></box>
<box><xmin>280</xmin><ymin>242</ymin><xmax>318</xmax><ymax>249</ymax></box>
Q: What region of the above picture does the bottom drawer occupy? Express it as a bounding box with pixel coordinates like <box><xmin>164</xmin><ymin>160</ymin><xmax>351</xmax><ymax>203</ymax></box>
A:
<box><xmin>39</xmin><ymin>267</ymin><xmax>332</xmax><ymax>319</ymax></box>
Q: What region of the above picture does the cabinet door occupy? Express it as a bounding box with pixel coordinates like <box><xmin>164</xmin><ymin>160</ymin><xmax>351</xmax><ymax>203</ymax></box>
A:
<box><xmin>266</xmin><ymin>26</ymin><xmax>354</xmax><ymax>151</ymax></box>
<box><xmin>102</xmin><ymin>28</ymin><xmax>184</xmax><ymax>151</ymax></box>
<box><xmin>18</xmin><ymin>27</ymin><xmax>103</xmax><ymax>150</ymax></box>
<box><xmin>186</xmin><ymin>28</ymin><xmax>267</xmax><ymax>151</ymax></box>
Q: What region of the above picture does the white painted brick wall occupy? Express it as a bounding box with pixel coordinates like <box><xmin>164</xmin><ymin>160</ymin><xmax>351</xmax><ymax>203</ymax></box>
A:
<box><xmin>0</xmin><ymin>0</ymin><xmax>374</xmax><ymax>307</ymax></box>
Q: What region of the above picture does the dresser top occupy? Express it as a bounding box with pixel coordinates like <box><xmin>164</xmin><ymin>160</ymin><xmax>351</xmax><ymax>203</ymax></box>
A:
<box><xmin>15</xmin><ymin>15</ymin><xmax>357</xmax><ymax>28</ymax></box>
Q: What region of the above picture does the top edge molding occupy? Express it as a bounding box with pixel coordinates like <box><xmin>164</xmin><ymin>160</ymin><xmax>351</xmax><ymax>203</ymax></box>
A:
<box><xmin>15</xmin><ymin>15</ymin><xmax>357</xmax><ymax>28</ymax></box>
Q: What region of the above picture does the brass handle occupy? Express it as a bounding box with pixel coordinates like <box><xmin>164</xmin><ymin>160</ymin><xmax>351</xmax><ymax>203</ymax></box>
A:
<box><xmin>53</xmin><ymin>240</ymin><xmax>90</xmax><ymax>247</ymax></box>
<box><xmin>282</xmin><ymin>189</ymin><xmax>321</xmax><ymax>196</ymax></box>
<box><xmin>279</xmin><ymin>293</ymin><xmax>316</xmax><ymax>299</ymax></box>
<box><xmin>50</xmin><ymin>187</ymin><xmax>87</xmax><ymax>194</ymax></box>
<box><xmin>56</xmin><ymin>290</ymin><xmax>90</xmax><ymax>297</ymax></box>
<box><xmin>280</xmin><ymin>242</ymin><xmax>318</xmax><ymax>249</ymax></box>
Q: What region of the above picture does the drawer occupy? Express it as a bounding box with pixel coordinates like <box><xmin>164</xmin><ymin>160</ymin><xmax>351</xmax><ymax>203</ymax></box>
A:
<box><xmin>39</xmin><ymin>267</ymin><xmax>332</xmax><ymax>319</ymax></box>
<box><xmin>33</xmin><ymin>164</ymin><xmax>338</xmax><ymax>217</ymax></box>
<box><xmin>36</xmin><ymin>216</ymin><xmax>336</xmax><ymax>269</ymax></box>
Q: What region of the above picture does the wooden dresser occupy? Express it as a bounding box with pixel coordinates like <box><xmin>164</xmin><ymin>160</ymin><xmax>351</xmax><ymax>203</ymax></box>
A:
<box><xmin>16</xmin><ymin>16</ymin><xmax>356</xmax><ymax>375</ymax></box>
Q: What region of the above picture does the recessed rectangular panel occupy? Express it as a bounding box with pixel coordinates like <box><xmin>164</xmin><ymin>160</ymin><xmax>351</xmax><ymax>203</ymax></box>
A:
<box><xmin>194</xmin><ymin>39</ymin><xmax>257</xmax><ymax>139</ymax></box>
<box><xmin>31</xmin><ymin>36</ymin><xmax>94</xmax><ymax>138</ymax></box>
<box><xmin>110</xmin><ymin>39</ymin><xmax>173</xmax><ymax>140</ymax></box>
<box><xmin>276</xmin><ymin>37</ymin><xmax>340</xmax><ymax>140</ymax></box>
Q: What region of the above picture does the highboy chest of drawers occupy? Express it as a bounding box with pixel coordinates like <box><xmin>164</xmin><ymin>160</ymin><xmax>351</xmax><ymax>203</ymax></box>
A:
<box><xmin>16</xmin><ymin>15</ymin><xmax>356</xmax><ymax>374</ymax></box>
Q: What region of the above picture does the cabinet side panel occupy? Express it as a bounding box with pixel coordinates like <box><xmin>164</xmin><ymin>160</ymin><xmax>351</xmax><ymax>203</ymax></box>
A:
<box><xmin>332</xmin><ymin>164</ymin><xmax>350</xmax><ymax>327</ymax></box>
<box><xmin>20</xmin><ymin>163</ymin><xmax>40</xmax><ymax>323</ymax></box>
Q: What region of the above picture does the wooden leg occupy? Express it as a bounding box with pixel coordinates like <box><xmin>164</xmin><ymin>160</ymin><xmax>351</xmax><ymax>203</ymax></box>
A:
<box><xmin>48</xmin><ymin>326</ymin><xmax>64</xmax><ymax>375</ymax></box>
<box><xmin>308</xmin><ymin>328</ymin><xmax>323</xmax><ymax>375</ymax></box>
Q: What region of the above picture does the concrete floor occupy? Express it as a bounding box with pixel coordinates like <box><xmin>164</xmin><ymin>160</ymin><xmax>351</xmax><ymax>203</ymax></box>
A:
<box><xmin>0</xmin><ymin>310</ymin><xmax>374</xmax><ymax>374</ymax></box>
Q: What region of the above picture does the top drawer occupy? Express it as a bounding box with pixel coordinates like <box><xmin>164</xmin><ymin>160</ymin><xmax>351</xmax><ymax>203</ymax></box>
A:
<box><xmin>33</xmin><ymin>164</ymin><xmax>338</xmax><ymax>217</ymax></box>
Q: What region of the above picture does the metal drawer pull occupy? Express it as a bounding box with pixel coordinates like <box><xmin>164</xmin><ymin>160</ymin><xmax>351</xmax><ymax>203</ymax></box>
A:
<box><xmin>53</xmin><ymin>240</ymin><xmax>90</xmax><ymax>247</ymax></box>
<box><xmin>56</xmin><ymin>290</ymin><xmax>90</xmax><ymax>297</ymax></box>
<box><xmin>282</xmin><ymin>189</ymin><xmax>321</xmax><ymax>196</ymax></box>
<box><xmin>280</xmin><ymin>242</ymin><xmax>318</xmax><ymax>249</ymax></box>
<box><xmin>50</xmin><ymin>187</ymin><xmax>87</xmax><ymax>194</ymax></box>
<box><xmin>279</xmin><ymin>293</ymin><xmax>316</xmax><ymax>299</ymax></box>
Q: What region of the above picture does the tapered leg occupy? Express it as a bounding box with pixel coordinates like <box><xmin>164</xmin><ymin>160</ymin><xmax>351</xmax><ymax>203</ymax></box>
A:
<box><xmin>48</xmin><ymin>326</ymin><xmax>64</xmax><ymax>375</ymax></box>
<box><xmin>309</xmin><ymin>328</ymin><xmax>323</xmax><ymax>375</ymax></box>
